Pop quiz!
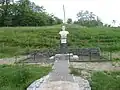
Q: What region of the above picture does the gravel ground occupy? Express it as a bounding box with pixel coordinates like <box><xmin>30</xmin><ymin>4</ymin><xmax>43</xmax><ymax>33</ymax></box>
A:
<box><xmin>0</xmin><ymin>55</ymin><xmax>30</xmax><ymax>64</ymax></box>
<box><xmin>70</xmin><ymin>62</ymin><xmax>120</xmax><ymax>71</ymax></box>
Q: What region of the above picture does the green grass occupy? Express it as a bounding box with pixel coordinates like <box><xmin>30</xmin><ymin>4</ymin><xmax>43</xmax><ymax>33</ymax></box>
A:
<box><xmin>70</xmin><ymin>67</ymin><xmax>120</xmax><ymax>90</ymax></box>
<box><xmin>70</xmin><ymin>67</ymin><xmax>82</xmax><ymax>76</ymax></box>
<box><xmin>0</xmin><ymin>25</ymin><xmax>120</xmax><ymax>58</ymax></box>
<box><xmin>0</xmin><ymin>64</ymin><xmax>51</xmax><ymax>90</ymax></box>
<box><xmin>91</xmin><ymin>71</ymin><xmax>120</xmax><ymax>90</ymax></box>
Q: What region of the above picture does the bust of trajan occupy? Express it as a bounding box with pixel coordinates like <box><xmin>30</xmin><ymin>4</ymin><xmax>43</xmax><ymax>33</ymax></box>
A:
<box><xmin>59</xmin><ymin>26</ymin><xmax>69</xmax><ymax>44</ymax></box>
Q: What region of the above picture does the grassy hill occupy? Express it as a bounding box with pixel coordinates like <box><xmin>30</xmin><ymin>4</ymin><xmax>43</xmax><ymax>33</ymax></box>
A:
<box><xmin>0</xmin><ymin>25</ymin><xmax>120</xmax><ymax>58</ymax></box>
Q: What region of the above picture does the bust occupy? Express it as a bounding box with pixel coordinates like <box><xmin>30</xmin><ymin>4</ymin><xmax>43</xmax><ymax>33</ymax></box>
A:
<box><xmin>59</xmin><ymin>26</ymin><xmax>69</xmax><ymax>43</ymax></box>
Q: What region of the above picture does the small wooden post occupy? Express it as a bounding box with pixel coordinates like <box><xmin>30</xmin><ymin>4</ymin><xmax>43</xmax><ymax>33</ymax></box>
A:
<box><xmin>90</xmin><ymin>52</ymin><xmax>92</xmax><ymax>61</ymax></box>
<box><xmin>69</xmin><ymin>53</ymin><xmax>70</xmax><ymax>61</ymax></box>
<box><xmin>79</xmin><ymin>51</ymin><xmax>81</xmax><ymax>60</ymax></box>
<box><xmin>110</xmin><ymin>52</ymin><xmax>112</xmax><ymax>61</ymax></box>
<box><xmin>15</xmin><ymin>55</ymin><xmax>17</xmax><ymax>63</ymax></box>
<box><xmin>33</xmin><ymin>53</ymin><xmax>35</xmax><ymax>61</ymax></box>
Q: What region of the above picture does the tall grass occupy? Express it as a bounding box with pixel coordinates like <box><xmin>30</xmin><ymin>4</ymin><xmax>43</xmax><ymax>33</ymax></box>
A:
<box><xmin>0</xmin><ymin>25</ymin><xmax>120</xmax><ymax>58</ymax></box>
<box><xmin>91</xmin><ymin>71</ymin><xmax>120</xmax><ymax>90</ymax></box>
<box><xmin>70</xmin><ymin>67</ymin><xmax>120</xmax><ymax>90</ymax></box>
<box><xmin>0</xmin><ymin>64</ymin><xmax>51</xmax><ymax>90</ymax></box>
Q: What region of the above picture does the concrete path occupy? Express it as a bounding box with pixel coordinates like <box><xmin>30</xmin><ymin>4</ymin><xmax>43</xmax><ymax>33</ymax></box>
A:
<box><xmin>48</xmin><ymin>58</ymin><xmax>74</xmax><ymax>82</ymax></box>
<box><xmin>27</xmin><ymin>54</ymin><xmax>91</xmax><ymax>90</ymax></box>
<box><xmin>39</xmin><ymin>81</ymin><xmax>79</xmax><ymax>90</ymax></box>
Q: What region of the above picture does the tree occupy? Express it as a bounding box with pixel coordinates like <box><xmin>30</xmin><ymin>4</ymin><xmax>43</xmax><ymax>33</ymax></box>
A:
<box><xmin>112</xmin><ymin>20</ymin><xmax>116</xmax><ymax>26</ymax></box>
<box><xmin>0</xmin><ymin>0</ymin><xmax>62</xmax><ymax>26</ymax></box>
<box><xmin>108</xmin><ymin>25</ymin><xmax>111</xmax><ymax>27</ymax></box>
<box><xmin>67</xmin><ymin>18</ymin><xmax>72</xmax><ymax>24</ymax></box>
<box><xmin>76</xmin><ymin>10</ymin><xmax>103</xmax><ymax>27</ymax></box>
<box><xmin>54</xmin><ymin>17</ymin><xmax>63</xmax><ymax>24</ymax></box>
<box><xmin>104</xmin><ymin>24</ymin><xmax>111</xmax><ymax>27</ymax></box>
<box><xmin>96</xmin><ymin>16</ymin><xmax>103</xmax><ymax>26</ymax></box>
<box><xmin>0</xmin><ymin>0</ymin><xmax>13</xmax><ymax>26</ymax></box>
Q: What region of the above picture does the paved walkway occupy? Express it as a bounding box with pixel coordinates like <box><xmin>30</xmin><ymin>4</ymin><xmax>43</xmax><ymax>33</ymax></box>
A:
<box><xmin>27</xmin><ymin>54</ymin><xmax>91</xmax><ymax>90</ymax></box>
<box><xmin>48</xmin><ymin>58</ymin><xmax>74</xmax><ymax>82</ymax></box>
<box><xmin>38</xmin><ymin>54</ymin><xmax>77</xmax><ymax>90</ymax></box>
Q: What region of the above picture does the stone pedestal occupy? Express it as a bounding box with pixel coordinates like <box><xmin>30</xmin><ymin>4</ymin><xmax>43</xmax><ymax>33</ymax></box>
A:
<box><xmin>60</xmin><ymin>43</ymin><xmax>68</xmax><ymax>54</ymax></box>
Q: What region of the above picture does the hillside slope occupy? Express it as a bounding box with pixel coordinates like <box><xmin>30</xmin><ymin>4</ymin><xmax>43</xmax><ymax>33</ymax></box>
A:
<box><xmin>0</xmin><ymin>25</ymin><xmax>120</xmax><ymax>58</ymax></box>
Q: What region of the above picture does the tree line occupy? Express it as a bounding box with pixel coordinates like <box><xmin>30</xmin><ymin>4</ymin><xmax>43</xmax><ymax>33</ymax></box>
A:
<box><xmin>0</xmin><ymin>0</ymin><xmax>63</xmax><ymax>26</ymax></box>
<box><xmin>67</xmin><ymin>10</ymin><xmax>103</xmax><ymax>27</ymax></box>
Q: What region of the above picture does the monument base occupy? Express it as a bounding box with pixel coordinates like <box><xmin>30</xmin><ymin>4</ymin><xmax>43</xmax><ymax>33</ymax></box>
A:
<box><xmin>49</xmin><ymin>53</ymin><xmax>79</xmax><ymax>61</ymax></box>
<box><xmin>60</xmin><ymin>43</ymin><xmax>68</xmax><ymax>54</ymax></box>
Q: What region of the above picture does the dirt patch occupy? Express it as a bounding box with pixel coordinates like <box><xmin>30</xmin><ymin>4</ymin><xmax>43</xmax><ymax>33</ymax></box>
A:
<box><xmin>0</xmin><ymin>55</ymin><xmax>29</xmax><ymax>64</ymax></box>
<box><xmin>70</xmin><ymin>62</ymin><xmax>120</xmax><ymax>71</ymax></box>
<box><xmin>112</xmin><ymin>52</ymin><xmax>120</xmax><ymax>58</ymax></box>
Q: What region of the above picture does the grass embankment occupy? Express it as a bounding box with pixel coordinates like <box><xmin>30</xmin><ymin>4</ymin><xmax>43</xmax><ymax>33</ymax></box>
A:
<box><xmin>0</xmin><ymin>26</ymin><xmax>60</xmax><ymax>58</ymax></box>
<box><xmin>0</xmin><ymin>64</ymin><xmax>51</xmax><ymax>90</ymax></box>
<box><xmin>70</xmin><ymin>68</ymin><xmax>120</xmax><ymax>90</ymax></box>
<box><xmin>91</xmin><ymin>71</ymin><xmax>120</xmax><ymax>90</ymax></box>
<box><xmin>0</xmin><ymin>25</ymin><xmax>120</xmax><ymax>58</ymax></box>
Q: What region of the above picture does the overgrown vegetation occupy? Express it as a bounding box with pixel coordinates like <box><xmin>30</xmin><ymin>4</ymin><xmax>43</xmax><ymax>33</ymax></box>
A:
<box><xmin>70</xmin><ymin>67</ymin><xmax>82</xmax><ymax>76</ymax></box>
<box><xmin>0</xmin><ymin>0</ymin><xmax>62</xmax><ymax>26</ymax></box>
<box><xmin>74</xmin><ymin>10</ymin><xmax>103</xmax><ymax>27</ymax></box>
<box><xmin>0</xmin><ymin>25</ymin><xmax>120</xmax><ymax>58</ymax></box>
<box><xmin>91</xmin><ymin>71</ymin><xmax>120</xmax><ymax>90</ymax></box>
<box><xmin>0</xmin><ymin>64</ymin><xmax>51</xmax><ymax>90</ymax></box>
<box><xmin>70</xmin><ymin>67</ymin><xmax>120</xmax><ymax>90</ymax></box>
<box><xmin>0</xmin><ymin>25</ymin><xmax>60</xmax><ymax>58</ymax></box>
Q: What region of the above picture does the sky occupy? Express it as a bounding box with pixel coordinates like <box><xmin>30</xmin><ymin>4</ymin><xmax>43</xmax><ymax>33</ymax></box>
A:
<box><xmin>30</xmin><ymin>0</ymin><xmax>120</xmax><ymax>25</ymax></box>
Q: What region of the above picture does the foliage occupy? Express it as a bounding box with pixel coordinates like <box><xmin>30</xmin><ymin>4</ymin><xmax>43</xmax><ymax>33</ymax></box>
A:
<box><xmin>70</xmin><ymin>67</ymin><xmax>82</xmax><ymax>76</ymax></box>
<box><xmin>0</xmin><ymin>25</ymin><xmax>120</xmax><ymax>58</ymax></box>
<box><xmin>75</xmin><ymin>10</ymin><xmax>103</xmax><ymax>27</ymax></box>
<box><xmin>112</xmin><ymin>20</ymin><xmax>116</xmax><ymax>25</ymax></box>
<box><xmin>0</xmin><ymin>0</ymin><xmax>62</xmax><ymax>26</ymax></box>
<box><xmin>91</xmin><ymin>71</ymin><xmax>120</xmax><ymax>90</ymax></box>
<box><xmin>70</xmin><ymin>67</ymin><xmax>120</xmax><ymax>90</ymax></box>
<box><xmin>112</xmin><ymin>58</ymin><xmax>120</xmax><ymax>62</ymax></box>
<box><xmin>104</xmin><ymin>24</ymin><xmax>112</xmax><ymax>27</ymax></box>
<box><xmin>0</xmin><ymin>64</ymin><xmax>51</xmax><ymax>90</ymax></box>
<box><xmin>67</xmin><ymin>18</ymin><xmax>72</xmax><ymax>24</ymax></box>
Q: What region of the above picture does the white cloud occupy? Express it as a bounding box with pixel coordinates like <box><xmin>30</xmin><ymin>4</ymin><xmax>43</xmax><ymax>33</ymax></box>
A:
<box><xmin>30</xmin><ymin>0</ymin><xmax>120</xmax><ymax>25</ymax></box>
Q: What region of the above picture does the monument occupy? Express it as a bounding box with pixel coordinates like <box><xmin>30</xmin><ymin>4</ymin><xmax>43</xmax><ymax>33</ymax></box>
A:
<box><xmin>59</xmin><ymin>26</ymin><xmax>69</xmax><ymax>54</ymax></box>
<box><xmin>58</xmin><ymin>5</ymin><xmax>69</xmax><ymax>54</ymax></box>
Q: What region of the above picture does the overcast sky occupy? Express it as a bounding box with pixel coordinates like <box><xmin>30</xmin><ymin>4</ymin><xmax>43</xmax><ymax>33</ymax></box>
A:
<box><xmin>30</xmin><ymin>0</ymin><xmax>120</xmax><ymax>25</ymax></box>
